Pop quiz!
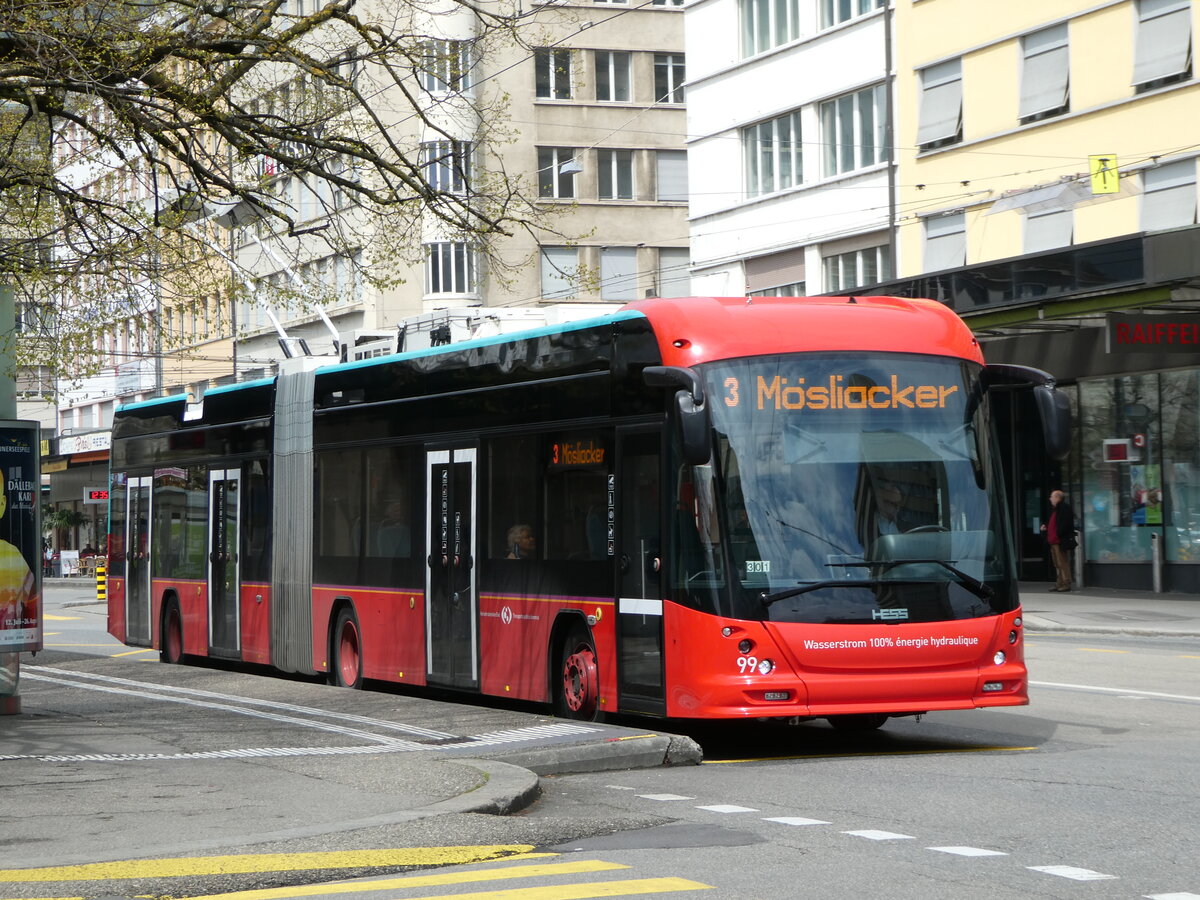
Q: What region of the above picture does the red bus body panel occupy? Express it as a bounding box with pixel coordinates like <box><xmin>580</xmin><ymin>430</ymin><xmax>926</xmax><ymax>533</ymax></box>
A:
<box><xmin>241</xmin><ymin>582</ymin><xmax>272</xmax><ymax>665</ymax></box>
<box><xmin>107</xmin><ymin>575</ymin><xmax>126</xmax><ymax>643</ymax></box>
<box><xmin>629</xmin><ymin>296</ymin><xmax>985</xmax><ymax>368</ymax></box>
<box><xmin>311</xmin><ymin>586</ymin><xmax>427</xmax><ymax>683</ymax></box>
<box><xmin>663</xmin><ymin>601</ymin><xmax>1026</xmax><ymax>719</ymax></box>
<box><xmin>478</xmin><ymin>593</ymin><xmax>617</xmax><ymax>706</ymax></box>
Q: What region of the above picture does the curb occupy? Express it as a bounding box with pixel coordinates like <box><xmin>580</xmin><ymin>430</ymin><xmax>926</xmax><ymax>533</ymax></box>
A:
<box><xmin>416</xmin><ymin>758</ymin><xmax>542</xmax><ymax>816</ymax></box>
<box><xmin>1024</xmin><ymin>621</ymin><xmax>1200</xmax><ymax>637</ymax></box>
<box><xmin>492</xmin><ymin>732</ymin><xmax>703</xmax><ymax>776</ymax></box>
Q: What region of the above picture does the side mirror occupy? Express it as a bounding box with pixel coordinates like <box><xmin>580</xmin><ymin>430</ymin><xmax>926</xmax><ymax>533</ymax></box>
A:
<box><xmin>1034</xmin><ymin>384</ymin><xmax>1072</xmax><ymax>461</ymax></box>
<box><xmin>986</xmin><ymin>364</ymin><xmax>1073</xmax><ymax>461</ymax></box>
<box><xmin>644</xmin><ymin>365</ymin><xmax>712</xmax><ymax>466</ymax></box>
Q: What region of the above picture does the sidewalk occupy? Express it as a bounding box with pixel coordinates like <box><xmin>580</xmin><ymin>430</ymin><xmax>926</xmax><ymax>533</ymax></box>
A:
<box><xmin>1019</xmin><ymin>581</ymin><xmax>1200</xmax><ymax>637</ymax></box>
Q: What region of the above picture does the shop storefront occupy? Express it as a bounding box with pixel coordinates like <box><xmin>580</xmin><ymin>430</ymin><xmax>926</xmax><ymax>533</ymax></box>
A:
<box><xmin>849</xmin><ymin>226</ymin><xmax>1200</xmax><ymax>593</ymax></box>
<box><xmin>43</xmin><ymin>431</ymin><xmax>111</xmax><ymax>556</ymax></box>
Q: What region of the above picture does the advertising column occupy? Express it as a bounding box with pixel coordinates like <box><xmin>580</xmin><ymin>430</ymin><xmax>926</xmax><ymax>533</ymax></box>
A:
<box><xmin>0</xmin><ymin>277</ymin><xmax>41</xmax><ymax>714</ymax></box>
<box><xmin>0</xmin><ymin>420</ymin><xmax>41</xmax><ymax>713</ymax></box>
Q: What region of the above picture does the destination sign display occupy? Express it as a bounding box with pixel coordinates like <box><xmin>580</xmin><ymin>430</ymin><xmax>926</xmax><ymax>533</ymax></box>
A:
<box><xmin>549</xmin><ymin>435</ymin><xmax>607</xmax><ymax>469</ymax></box>
<box><xmin>721</xmin><ymin>374</ymin><xmax>961</xmax><ymax>411</ymax></box>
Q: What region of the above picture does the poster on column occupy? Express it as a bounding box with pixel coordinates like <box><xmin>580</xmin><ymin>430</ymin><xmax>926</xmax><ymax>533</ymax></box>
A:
<box><xmin>0</xmin><ymin>421</ymin><xmax>42</xmax><ymax>652</ymax></box>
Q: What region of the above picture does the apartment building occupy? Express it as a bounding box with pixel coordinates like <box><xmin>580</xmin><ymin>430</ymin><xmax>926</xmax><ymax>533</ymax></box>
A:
<box><xmin>685</xmin><ymin>0</ymin><xmax>892</xmax><ymax>299</ymax></box>
<box><xmin>878</xmin><ymin>0</ymin><xmax>1200</xmax><ymax>592</ymax></box>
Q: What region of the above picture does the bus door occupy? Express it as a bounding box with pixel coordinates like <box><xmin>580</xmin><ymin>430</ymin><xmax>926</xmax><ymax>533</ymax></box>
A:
<box><xmin>125</xmin><ymin>476</ymin><xmax>153</xmax><ymax>645</ymax></box>
<box><xmin>425</xmin><ymin>447</ymin><xmax>478</xmax><ymax>689</ymax></box>
<box><xmin>208</xmin><ymin>468</ymin><xmax>241</xmax><ymax>657</ymax></box>
<box><xmin>615</xmin><ymin>428</ymin><xmax>665</xmax><ymax>715</ymax></box>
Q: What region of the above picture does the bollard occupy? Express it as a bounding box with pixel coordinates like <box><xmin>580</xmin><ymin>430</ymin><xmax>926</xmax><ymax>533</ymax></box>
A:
<box><xmin>1150</xmin><ymin>531</ymin><xmax>1163</xmax><ymax>593</ymax></box>
<box><xmin>95</xmin><ymin>562</ymin><xmax>107</xmax><ymax>605</ymax></box>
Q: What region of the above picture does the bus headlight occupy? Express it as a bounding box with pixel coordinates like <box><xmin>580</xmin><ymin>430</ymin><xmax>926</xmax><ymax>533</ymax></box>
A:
<box><xmin>993</xmin><ymin>651</ymin><xmax>1006</xmax><ymax>665</ymax></box>
<box><xmin>757</xmin><ymin>658</ymin><xmax>775</xmax><ymax>675</ymax></box>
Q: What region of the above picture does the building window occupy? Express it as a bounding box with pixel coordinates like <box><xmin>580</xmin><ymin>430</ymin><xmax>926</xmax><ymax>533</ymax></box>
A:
<box><xmin>741</xmin><ymin>0</ymin><xmax>799</xmax><ymax>57</ymax></box>
<box><xmin>1134</xmin><ymin>0</ymin><xmax>1192</xmax><ymax>92</ymax></box>
<box><xmin>420</xmin><ymin>141</ymin><xmax>472</xmax><ymax>194</ymax></box>
<box><xmin>595</xmin><ymin>51</ymin><xmax>631</xmax><ymax>102</ymax></box>
<box><xmin>749</xmin><ymin>282</ymin><xmax>805</xmax><ymax>297</ymax></box>
<box><xmin>654</xmin><ymin>54</ymin><xmax>686</xmax><ymax>103</ymax></box>
<box><xmin>822</xmin><ymin>243</ymin><xmax>890</xmax><ymax>291</ymax></box>
<box><xmin>600</xmin><ymin>247</ymin><xmax>638</xmax><ymax>300</ymax></box>
<box><xmin>598</xmin><ymin>149</ymin><xmax>635</xmax><ymax>200</ymax></box>
<box><xmin>1024</xmin><ymin>209</ymin><xmax>1073</xmax><ymax>254</ymax></box>
<box><xmin>1080</xmin><ymin>374</ymin><xmax>1161</xmax><ymax>563</ymax></box>
<box><xmin>540</xmin><ymin>246</ymin><xmax>580</xmax><ymax>300</ymax></box>
<box><xmin>421</xmin><ymin>40</ymin><xmax>472</xmax><ymax>93</ymax></box>
<box><xmin>820</xmin><ymin>0</ymin><xmax>883</xmax><ymax>29</ymax></box>
<box><xmin>1020</xmin><ymin>25</ymin><xmax>1069</xmax><ymax>122</ymax></box>
<box><xmin>656</xmin><ymin>149</ymin><xmax>688</xmax><ymax>202</ymax></box>
<box><xmin>425</xmin><ymin>242</ymin><xmax>477</xmax><ymax>295</ymax></box>
<box><xmin>743</xmin><ymin>110</ymin><xmax>802</xmax><ymax>198</ymax></box>
<box><xmin>821</xmin><ymin>83</ymin><xmax>886</xmax><ymax>176</ymax></box>
<box><xmin>923</xmin><ymin>213</ymin><xmax>966</xmax><ymax>272</ymax></box>
<box><xmin>917</xmin><ymin>58</ymin><xmax>962</xmax><ymax>150</ymax></box>
<box><xmin>651</xmin><ymin>0</ymin><xmax>684</xmax><ymax>5</ymax></box>
<box><xmin>536</xmin><ymin>48</ymin><xmax>573</xmax><ymax>100</ymax></box>
<box><xmin>746</xmin><ymin>246</ymin><xmax>805</xmax><ymax>294</ymax></box>
<box><xmin>1141</xmin><ymin>159</ymin><xmax>1198</xmax><ymax>231</ymax></box>
<box><xmin>538</xmin><ymin>147</ymin><xmax>578</xmax><ymax>199</ymax></box>
<box><xmin>657</xmin><ymin>247</ymin><xmax>690</xmax><ymax>298</ymax></box>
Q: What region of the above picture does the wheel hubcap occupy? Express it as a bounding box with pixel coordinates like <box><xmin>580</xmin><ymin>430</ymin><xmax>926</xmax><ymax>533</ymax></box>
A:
<box><xmin>339</xmin><ymin>621</ymin><xmax>360</xmax><ymax>684</ymax></box>
<box><xmin>562</xmin><ymin>643</ymin><xmax>598</xmax><ymax>716</ymax></box>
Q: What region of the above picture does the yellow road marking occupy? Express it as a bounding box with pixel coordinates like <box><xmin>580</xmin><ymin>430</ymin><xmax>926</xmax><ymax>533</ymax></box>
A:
<box><xmin>0</xmin><ymin>848</ymin><xmax>541</xmax><ymax>883</ymax></box>
<box><xmin>112</xmin><ymin>648</ymin><xmax>156</xmax><ymax>656</ymax></box>
<box><xmin>1080</xmin><ymin>648</ymin><xmax>1129</xmax><ymax>654</ymax></box>
<box><xmin>185</xmin><ymin>860</ymin><xmax>627</xmax><ymax>900</ymax></box>
<box><xmin>707</xmin><ymin>746</ymin><xmax>1036</xmax><ymax>764</ymax></box>
<box><xmin>43</xmin><ymin>615</ymin><xmax>80</xmax><ymax>621</ymax></box>
<box><xmin>1180</xmin><ymin>655</ymin><xmax>1200</xmax><ymax>659</ymax></box>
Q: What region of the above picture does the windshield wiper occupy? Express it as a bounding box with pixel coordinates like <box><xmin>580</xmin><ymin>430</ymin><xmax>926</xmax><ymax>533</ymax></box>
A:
<box><xmin>760</xmin><ymin>560</ymin><xmax>994</xmax><ymax>608</ymax></box>
<box><xmin>825</xmin><ymin>558</ymin><xmax>993</xmax><ymax>601</ymax></box>
<box><xmin>761</xmin><ymin>579</ymin><xmax>923</xmax><ymax>607</ymax></box>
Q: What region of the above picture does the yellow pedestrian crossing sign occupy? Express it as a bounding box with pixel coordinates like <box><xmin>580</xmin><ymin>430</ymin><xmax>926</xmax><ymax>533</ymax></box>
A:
<box><xmin>1089</xmin><ymin>154</ymin><xmax>1119</xmax><ymax>194</ymax></box>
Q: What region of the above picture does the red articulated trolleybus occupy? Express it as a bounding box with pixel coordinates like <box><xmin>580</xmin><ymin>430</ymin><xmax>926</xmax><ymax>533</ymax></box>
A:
<box><xmin>107</xmin><ymin>296</ymin><xmax>1070</xmax><ymax>728</ymax></box>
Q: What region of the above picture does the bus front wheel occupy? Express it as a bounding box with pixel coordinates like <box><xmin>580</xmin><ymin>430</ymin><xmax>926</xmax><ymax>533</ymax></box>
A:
<box><xmin>555</xmin><ymin>625</ymin><xmax>600</xmax><ymax>721</ymax></box>
<box><xmin>331</xmin><ymin>607</ymin><xmax>363</xmax><ymax>689</ymax></box>
<box><xmin>160</xmin><ymin>598</ymin><xmax>184</xmax><ymax>664</ymax></box>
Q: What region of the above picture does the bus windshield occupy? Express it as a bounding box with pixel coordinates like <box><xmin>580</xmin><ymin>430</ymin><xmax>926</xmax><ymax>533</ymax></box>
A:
<box><xmin>689</xmin><ymin>352</ymin><xmax>1016</xmax><ymax>625</ymax></box>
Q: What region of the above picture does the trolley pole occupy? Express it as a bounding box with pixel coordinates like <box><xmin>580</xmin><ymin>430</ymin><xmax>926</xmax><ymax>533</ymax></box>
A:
<box><xmin>0</xmin><ymin>283</ymin><xmax>20</xmax><ymax>714</ymax></box>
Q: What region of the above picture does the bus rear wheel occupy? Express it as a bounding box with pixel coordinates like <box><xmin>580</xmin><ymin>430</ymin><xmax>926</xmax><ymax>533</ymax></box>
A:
<box><xmin>555</xmin><ymin>626</ymin><xmax>600</xmax><ymax>721</ymax></box>
<box><xmin>826</xmin><ymin>714</ymin><xmax>889</xmax><ymax>731</ymax></box>
<box><xmin>331</xmin><ymin>607</ymin><xmax>363</xmax><ymax>689</ymax></box>
<box><xmin>160</xmin><ymin>598</ymin><xmax>183</xmax><ymax>664</ymax></box>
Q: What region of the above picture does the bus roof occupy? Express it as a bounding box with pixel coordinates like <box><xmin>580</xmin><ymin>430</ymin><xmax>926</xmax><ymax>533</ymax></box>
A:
<box><xmin>626</xmin><ymin>296</ymin><xmax>983</xmax><ymax>368</ymax></box>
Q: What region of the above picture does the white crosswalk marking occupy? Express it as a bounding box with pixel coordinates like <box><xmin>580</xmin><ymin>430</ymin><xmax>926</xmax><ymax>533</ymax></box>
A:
<box><xmin>927</xmin><ymin>846</ymin><xmax>1007</xmax><ymax>857</ymax></box>
<box><xmin>696</xmin><ymin>804</ymin><xmax>758</xmax><ymax>813</ymax></box>
<box><xmin>763</xmin><ymin>817</ymin><xmax>831</xmax><ymax>826</ymax></box>
<box><xmin>843</xmin><ymin>830</ymin><xmax>915</xmax><ymax>841</ymax></box>
<box><xmin>1028</xmin><ymin>865</ymin><xmax>1117</xmax><ymax>881</ymax></box>
<box><xmin>637</xmin><ymin>793</ymin><xmax>695</xmax><ymax>801</ymax></box>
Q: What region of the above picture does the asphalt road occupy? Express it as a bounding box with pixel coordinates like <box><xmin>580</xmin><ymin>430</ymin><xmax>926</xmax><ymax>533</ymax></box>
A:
<box><xmin>3</xmin><ymin>589</ymin><xmax>1196</xmax><ymax>899</ymax></box>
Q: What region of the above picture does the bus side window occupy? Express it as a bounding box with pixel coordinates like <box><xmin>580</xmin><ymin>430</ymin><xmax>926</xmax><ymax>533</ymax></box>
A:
<box><xmin>486</xmin><ymin>435</ymin><xmax>541</xmax><ymax>559</ymax></box>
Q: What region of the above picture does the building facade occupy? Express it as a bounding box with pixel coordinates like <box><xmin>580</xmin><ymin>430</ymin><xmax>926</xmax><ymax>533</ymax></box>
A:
<box><xmin>883</xmin><ymin>0</ymin><xmax>1200</xmax><ymax>592</ymax></box>
<box><xmin>685</xmin><ymin>0</ymin><xmax>892</xmax><ymax>299</ymax></box>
